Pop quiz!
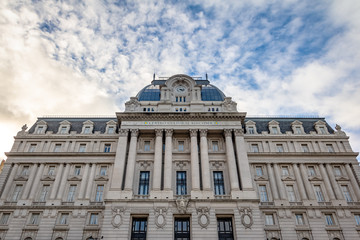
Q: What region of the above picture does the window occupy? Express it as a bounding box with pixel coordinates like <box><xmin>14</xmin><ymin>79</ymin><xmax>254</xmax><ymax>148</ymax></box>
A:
<box><xmin>314</xmin><ymin>185</ymin><xmax>325</xmax><ymax>202</ymax></box>
<box><xmin>265</xmin><ymin>214</ymin><xmax>275</xmax><ymax>225</ymax></box>
<box><xmin>48</xmin><ymin>166</ymin><xmax>55</xmax><ymax>176</ymax></box>
<box><xmin>282</xmin><ymin>166</ymin><xmax>289</xmax><ymax>176</ymax></box>
<box><xmin>355</xmin><ymin>214</ymin><xmax>360</xmax><ymax>225</ymax></box>
<box><xmin>21</xmin><ymin>166</ymin><xmax>30</xmax><ymax>176</ymax></box>
<box><xmin>319</xmin><ymin>126</ymin><xmax>326</xmax><ymax>134</ymax></box>
<box><xmin>29</xmin><ymin>213</ymin><xmax>40</xmax><ymax>225</ymax></box>
<box><xmin>212</xmin><ymin>141</ymin><xmax>219</xmax><ymax>151</ymax></box>
<box><xmin>0</xmin><ymin>213</ymin><xmax>10</xmax><ymax>225</ymax></box>
<box><xmin>259</xmin><ymin>185</ymin><xmax>268</xmax><ymax>202</ymax></box>
<box><xmin>334</xmin><ymin>166</ymin><xmax>341</xmax><ymax>176</ymax></box>
<box><xmin>325</xmin><ymin>214</ymin><xmax>335</xmax><ymax>225</ymax></box>
<box><xmin>96</xmin><ymin>185</ymin><xmax>104</xmax><ymax>202</ymax></box>
<box><xmin>276</xmin><ymin>144</ymin><xmax>284</xmax><ymax>152</ymax></box>
<box><xmin>295</xmin><ymin>126</ymin><xmax>302</xmax><ymax>134</ymax></box>
<box><xmin>36</xmin><ymin>126</ymin><xmax>44</xmax><ymax>134</ymax></box>
<box><xmin>78</xmin><ymin>144</ymin><xmax>86</xmax><ymax>152</ymax></box>
<box><xmin>89</xmin><ymin>213</ymin><xmax>98</xmax><ymax>225</ymax></box>
<box><xmin>326</xmin><ymin>144</ymin><xmax>334</xmax><ymax>153</ymax></box>
<box><xmin>54</xmin><ymin>144</ymin><xmax>61</xmax><ymax>152</ymax></box>
<box><xmin>74</xmin><ymin>166</ymin><xmax>81</xmax><ymax>176</ymax></box>
<box><xmin>131</xmin><ymin>218</ymin><xmax>148</xmax><ymax>240</ymax></box>
<box><xmin>178</xmin><ymin>141</ymin><xmax>184</xmax><ymax>152</ymax></box>
<box><xmin>255</xmin><ymin>166</ymin><xmax>263</xmax><ymax>176</ymax></box>
<box><xmin>301</xmin><ymin>144</ymin><xmax>309</xmax><ymax>152</ymax></box>
<box><xmin>59</xmin><ymin>126</ymin><xmax>67</xmax><ymax>134</ymax></box>
<box><xmin>174</xmin><ymin>218</ymin><xmax>190</xmax><ymax>240</ymax></box>
<box><xmin>144</xmin><ymin>141</ymin><xmax>150</xmax><ymax>152</ymax></box>
<box><xmin>104</xmin><ymin>144</ymin><xmax>111</xmax><ymax>153</ymax></box>
<box><xmin>217</xmin><ymin>218</ymin><xmax>234</xmax><ymax>240</ymax></box>
<box><xmin>308</xmin><ymin>166</ymin><xmax>316</xmax><ymax>176</ymax></box>
<box><xmin>138</xmin><ymin>171</ymin><xmax>150</xmax><ymax>195</ymax></box>
<box><xmin>67</xmin><ymin>185</ymin><xmax>76</xmax><ymax>202</ymax></box>
<box><xmin>341</xmin><ymin>185</ymin><xmax>352</xmax><ymax>202</ymax></box>
<box><xmin>176</xmin><ymin>171</ymin><xmax>187</xmax><ymax>195</ymax></box>
<box><xmin>28</xmin><ymin>144</ymin><xmax>37</xmax><ymax>152</ymax></box>
<box><xmin>295</xmin><ymin>214</ymin><xmax>304</xmax><ymax>225</ymax></box>
<box><xmin>251</xmin><ymin>144</ymin><xmax>259</xmax><ymax>153</ymax></box>
<box><xmin>248</xmin><ymin>126</ymin><xmax>255</xmax><ymax>134</ymax></box>
<box><xmin>11</xmin><ymin>185</ymin><xmax>22</xmax><ymax>201</ymax></box>
<box><xmin>84</xmin><ymin>126</ymin><xmax>91</xmax><ymax>134</ymax></box>
<box><xmin>286</xmin><ymin>185</ymin><xmax>296</xmax><ymax>202</ymax></box>
<box><xmin>39</xmin><ymin>185</ymin><xmax>50</xmax><ymax>202</ymax></box>
<box><xmin>58</xmin><ymin>213</ymin><xmax>69</xmax><ymax>225</ymax></box>
<box><xmin>272</xmin><ymin>127</ymin><xmax>278</xmax><ymax>134</ymax></box>
<box><xmin>213</xmin><ymin>171</ymin><xmax>225</xmax><ymax>195</ymax></box>
<box><xmin>107</xmin><ymin>126</ymin><xmax>115</xmax><ymax>134</ymax></box>
<box><xmin>100</xmin><ymin>166</ymin><xmax>107</xmax><ymax>176</ymax></box>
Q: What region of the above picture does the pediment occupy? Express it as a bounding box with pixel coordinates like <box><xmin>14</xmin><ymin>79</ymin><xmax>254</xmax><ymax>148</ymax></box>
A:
<box><xmin>281</xmin><ymin>176</ymin><xmax>295</xmax><ymax>181</ymax></box>
<box><xmin>60</xmin><ymin>120</ymin><xmax>71</xmax><ymax>125</ymax></box>
<box><xmin>335</xmin><ymin>176</ymin><xmax>349</xmax><ymax>181</ymax></box>
<box><xmin>82</xmin><ymin>120</ymin><xmax>94</xmax><ymax>125</ymax></box>
<box><xmin>106</xmin><ymin>120</ymin><xmax>117</xmax><ymax>125</ymax></box>
<box><xmin>95</xmin><ymin>176</ymin><xmax>109</xmax><ymax>181</ymax></box>
<box><xmin>67</xmin><ymin>176</ymin><xmax>82</xmax><ymax>181</ymax></box>
<box><xmin>314</xmin><ymin>120</ymin><xmax>326</xmax><ymax>126</ymax></box>
<box><xmin>41</xmin><ymin>176</ymin><xmax>55</xmax><ymax>181</ymax></box>
<box><xmin>245</xmin><ymin>120</ymin><xmax>256</xmax><ymax>125</ymax></box>
<box><xmin>254</xmin><ymin>176</ymin><xmax>268</xmax><ymax>181</ymax></box>
<box><xmin>268</xmin><ymin>120</ymin><xmax>279</xmax><ymax>126</ymax></box>
<box><xmin>37</xmin><ymin>120</ymin><xmax>47</xmax><ymax>125</ymax></box>
<box><xmin>308</xmin><ymin>176</ymin><xmax>322</xmax><ymax>181</ymax></box>
<box><xmin>291</xmin><ymin>120</ymin><xmax>303</xmax><ymax>126</ymax></box>
<box><xmin>14</xmin><ymin>175</ymin><xmax>28</xmax><ymax>181</ymax></box>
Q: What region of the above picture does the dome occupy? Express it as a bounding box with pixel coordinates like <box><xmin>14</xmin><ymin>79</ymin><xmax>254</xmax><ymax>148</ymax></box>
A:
<box><xmin>136</xmin><ymin>84</ymin><xmax>225</xmax><ymax>101</ymax></box>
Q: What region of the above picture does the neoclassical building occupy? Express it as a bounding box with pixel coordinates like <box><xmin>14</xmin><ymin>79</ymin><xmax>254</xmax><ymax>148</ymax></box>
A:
<box><xmin>0</xmin><ymin>74</ymin><xmax>360</xmax><ymax>240</ymax></box>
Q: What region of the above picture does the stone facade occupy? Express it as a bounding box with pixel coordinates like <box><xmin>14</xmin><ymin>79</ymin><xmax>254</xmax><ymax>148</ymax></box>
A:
<box><xmin>0</xmin><ymin>74</ymin><xmax>360</xmax><ymax>239</ymax></box>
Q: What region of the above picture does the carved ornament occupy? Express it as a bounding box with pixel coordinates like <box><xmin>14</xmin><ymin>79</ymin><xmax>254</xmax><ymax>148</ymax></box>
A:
<box><xmin>199</xmin><ymin>129</ymin><xmax>208</xmax><ymax>137</ymax></box>
<box><xmin>111</xmin><ymin>207</ymin><xmax>125</xmax><ymax>228</ymax></box>
<box><xmin>176</xmin><ymin>197</ymin><xmax>189</xmax><ymax>214</ymax></box>
<box><xmin>130</xmin><ymin>129</ymin><xmax>139</xmax><ymax>137</ymax></box>
<box><xmin>234</xmin><ymin>128</ymin><xmax>244</xmax><ymax>136</ymax></box>
<box><xmin>154</xmin><ymin>207</ymin><xmax>167</xmax><ymax>228</ymax></box>
<box><xmin>239</xmin><ymin>207</ymin><xmax>253</xmax><ymax>229</ymax></box>
<box><xmin>165</xmin><ymin>129</ymin><xmax>173</xmax><ymax>137</ymax></box>
<box><xmin>224</xmin><ymin>129</ymin><xmax>232</xmax><ymax>137</ymax></box>
<box><xmin>197</xmin><ymin>207</ymin><xmax>210</xmax><ymax>229</ymax></box>
<box><xmin>155</xmin><ymin>129</ymin><xmax>163</xmax><ymax>137</ymax></box>
<box><xmin>189</xmin><ymin>129</ymin><xmax>198</xmax><ymax>137</ymax></box>
<box><xmin>118</xmin><ymin>129</ymin><xmax>128</xmax><ymax>136</ymax></box>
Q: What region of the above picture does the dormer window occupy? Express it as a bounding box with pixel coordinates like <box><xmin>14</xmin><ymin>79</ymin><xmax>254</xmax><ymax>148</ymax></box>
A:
<box><xmin>81</xmin><ymin>120</ymin><xmax>94</xmax><ymax>134</ymax></box>
<box><xmin>314</xmin><ymin>120</ymin><xmax>329</xmax><ymax>134</ymax></box>
<box><xmin>268</xmin><ymin>120</ymin><xmax>280</xmax><ymax>135</ymax></box>
<box><xmin>60</xmin><ymin>126</ymin><xmax>67</xmax><ymax>134</ymax></box>
<box><xmin>58</xmin><ymin>120</ymin><xmax>71</xmax><ymax>134</ymax></box>
<box><xmin>84</xmin><ymin>126</ymin><xmax>91</xmax><ymax>134</ymax></box>
<box><xmin>248</xmin><ymin>127</ymin><xmax>255</xmax><ymax>134</ymax></box>
<box><xmin>108</xmin><ymin>126</ymin><xmax>115</xmax><ymax>134</ymax></box>
<box><xmin>245</xmin><ymin>120</ymin><xmax>257</xmax><ymax>134</ymax></box>
<box><xmin>36</xmin><ymin>126</ymin><xmax>44</xmax><ymax>134</ymax></box>
<box><xmin>272</xmin><ymin>127</ymin><xmax>278</xmax><ymax>134</ymax></box>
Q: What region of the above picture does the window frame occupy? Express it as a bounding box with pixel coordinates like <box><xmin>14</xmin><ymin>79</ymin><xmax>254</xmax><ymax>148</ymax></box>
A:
<box><xmin>213</xmin><ymin>171</ymin><xmax>225</xmax><ymax>195</ymax></box>
<box><xmin>176</xmin><ymin>171</ymin><xmax>187</xmax><ymax>195</ymax></box>
<box><xmin>95</xmin><ymin>185</ymin><xmax>104</xmax><ymax>202</ymax></box>
<box><xmin>217</xmin><ymin>217</ymin><xmax>234</xmax><ymax>240</ymax></box>
<box><xmin>259</xmin><ymin>185</ymin><xmax>269</xmax><ymax>202</ymax></box>
<box><xmin>0</xmin><ymin>212</ymin><xmax>11</xmax><ymax>225</ymax></box>
<box><xmin>138</xmin><ymin>171</ymin><xmax>150</xmax><ymax>195</ymax></box>
<box><xmin>131</xmin><ymin>217</ymin><xmax>148</xmax><ymax>240</ymax></box>
<box><xmin>104</xmin><ymin>143</ymin><xmax>111</xmax><ymax>153</ymax></box>
<box><xmin>174</xmin><ymin>217</ymin><xmax>190</xmax><ymax>240</ymax></box>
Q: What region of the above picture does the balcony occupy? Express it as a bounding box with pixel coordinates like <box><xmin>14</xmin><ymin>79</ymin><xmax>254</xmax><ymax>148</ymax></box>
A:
<box><xmin>90</xmin><ymin>201</ymin><xmax>104</xmax><ymax>206</ymax></box>
<box><xmin>318</xmin><ymin>201</ymin><xmax>332</xmax><ymax>206</ymax></box>
<box><xmin>214</xmin><ymin>195</ymin><xmax>231</xmax><ymax>200</ymax></box>
<box><xmin>133</xmin><ymin>194</ymin><xmax>149</xmax><ymax>200</ymax></box>
<box><xmin>61</xmin><ymin>201</ymin><xmax>74</xmax><ymax>206</ymax></box>
<box><xmin>290</xmin><ymin>202</ymin><xmax>303</xmax><ymax>206</ymax></box>
<box><xmin>32</xmin><ymin>201</ymin><xmax>46</xmax><ymax>206</ymax></box>
<box><xmin>260</xmin><ymin>201</ymin><xmax>274</xmax><ymax>206</ymax></box>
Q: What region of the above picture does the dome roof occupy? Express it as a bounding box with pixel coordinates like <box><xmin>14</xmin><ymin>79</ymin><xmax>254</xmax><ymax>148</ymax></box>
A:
<box><xmin>136</xmin><ymin>84</ymin><xmax>226</xmax><ymax>101</ymax></box>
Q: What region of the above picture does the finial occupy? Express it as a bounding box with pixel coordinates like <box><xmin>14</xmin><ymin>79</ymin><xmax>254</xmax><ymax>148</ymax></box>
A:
<box><xmin>206</xmin><ymin>73</ymin><xmax>208</xmax><ymax>80</ymax></box>
<box><xmin>153</xmin><ymin>73</ymin><xmax>155</xmax><ymax>81</ymax></box>
<box><xmin>21</xmin><ymin>124</ymin><xmax>28</xmax><ymax>132</ymax></box>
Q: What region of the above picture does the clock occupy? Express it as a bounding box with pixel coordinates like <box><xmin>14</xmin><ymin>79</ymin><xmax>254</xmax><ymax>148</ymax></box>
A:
<box><xmin>175</xmin><ymin>85</ymin><xmax>186</xmax><ymax>93</ymax></box>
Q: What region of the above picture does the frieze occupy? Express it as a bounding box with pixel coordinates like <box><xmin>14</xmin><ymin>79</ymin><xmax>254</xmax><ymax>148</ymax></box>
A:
<box><xmin>122</xmin><ymin>121</ymin><xmax>240</xmax><ymax>126</ymax></box>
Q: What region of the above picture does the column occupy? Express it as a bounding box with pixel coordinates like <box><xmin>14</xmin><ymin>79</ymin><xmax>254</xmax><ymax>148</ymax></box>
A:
<box><xmin>200</xmin><ymin>129</ymin><xmax>211</xmax><ymax>191</ymax></box>
<box><xmin>345</xmin><ymin>164</ymin><xmax>360</xmax><ymax>200</ymax></box>
<box><xmin>325</xmin><ymin>164</ymin><xmax>344</xmax><ymax>200</ymax></box>
<box><xmin>78</xmin><ymin>163</ymin><xmax>90</xmax><ymax>199</ymax></box>
<box><xmin>319</xmin><ymin>164</ymin><xmax>336</xmax><ymax>200</ymax></box>
<box><xmin>28</xmin><ymin>164</ymin><xmax>45</xmax><ymax>199</ymax></box>
<box><xmin>85</xmin><ymin>164</ymin><xmax>96</xmax><ymax>199</ymax></box>
<box><xmin>110</xmin><ymin>129</ymin><xmax>129</xmax><ymax>190</ymax></box>
<box><xmin>0</xmin><ymin>164</ymin><xmax>18</xmax><ymax>200</ymax></box>
<box><xmin>57</xmin><ymin>164</ymin><xmax>70</xmax><ymax>200</ymax></box>
<box><xmin>267</xmin><ymin>163</ymin><xmax>279</xmax><ymax>200</ymax></box>
<box><xmin>190</xmin><ymin>129</ymin><xmax>200</xmax><ymax>191</ymax></box>
<box><xmin>21</xmin><ymin>164</ymin><xmax>38</xmax><ymax>199</ymax></box>
<box><xmin>273</xmin><ymin>164</ymin><xmax>286</xmax><ymax>200</ymax></box>
<box><xmin>124</xmin><ymin>129</ymin><xmax>139</xmax><ymax>191</ymax></box>
<box><xmin>293</xmin><ymin>164</ymin><xmax>307</xmax><ymax>200</ymax></box>
<box><xmin>224</xmin><ymin>129</ymin><xmax>240</xmax><ymax>191</ymax></box>
<box><xmin>152</xmin><ymin>129</ymin><xmax>163</xmax><ymax>191</ymax></box>
<box><xmin>163</xmin><ymin>129</ymin><xmax>173</xmax><ymax>191</ymax></box>
<box><xmin>299</xmin><ymin>164</ymin><xmax>315</xmax><ymax>200</ymax></box>
<box><xmin>234</xmin><ymin>129</ymin><xmax>253</xmax><ymax>190</ymax></box>
<box><xmin>49</xmin><ymin>163</ymin><xmax>64</xmax><ymax>199</ymax></box>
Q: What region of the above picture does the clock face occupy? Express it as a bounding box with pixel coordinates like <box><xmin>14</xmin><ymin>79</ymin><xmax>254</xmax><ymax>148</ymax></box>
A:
<box><xmin>175</xmin><ymin>85</ymin><xmax>186</xmax><ymax>93</ymax></box>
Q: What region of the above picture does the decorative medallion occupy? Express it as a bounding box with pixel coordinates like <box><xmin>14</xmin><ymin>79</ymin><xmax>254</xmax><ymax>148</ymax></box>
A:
<box><xmin>196</xmin><ymin>207</ymin><xmax>210</xmax><ymax>228</ymax></box>
<box><xmin>239</xmin><ymin>207</ymin><xmax>253</xmax><ymax>229</ymax></box>
<box><xmin>176</xmin><ymin>197</ymin><xmax>189</xmax><ymax>214</ymax></box>
<box><xmin>111</xmin><ymin>207</ymin><xmax>125</xmax><ymax>228</ymax></box>
<box><xmin>154</xmin><ymin>207</ymin><xmax>167</xmax><ymax>228</ymax></box>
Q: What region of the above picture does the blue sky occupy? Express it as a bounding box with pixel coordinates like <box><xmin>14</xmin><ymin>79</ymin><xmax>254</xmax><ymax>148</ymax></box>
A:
<box><xmin>1</xmin><ymin>0</ymin><xmax>360</xmax><ymax>160</ymax></box>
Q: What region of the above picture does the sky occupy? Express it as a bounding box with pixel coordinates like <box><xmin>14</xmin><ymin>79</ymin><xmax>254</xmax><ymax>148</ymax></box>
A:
<box><xmin>1</xmin><ymin>0</ymin><xmax>360</xmax><ymax>160</ymax></box>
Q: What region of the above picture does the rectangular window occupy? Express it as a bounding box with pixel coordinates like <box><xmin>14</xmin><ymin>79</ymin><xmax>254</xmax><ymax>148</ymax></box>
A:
<box><xmin>39</xmin><ymin>185</ymin><xmax>50</xmax><ymax>202</ymax></box>
<box><xmin>272</xmin><ymin>127</ymin><xmax>278</xmax><ymax>134</ymax></box>
<box><xmin>107</xmin><ymin>126</ymin><xmax>115</xmax><ymax>134</ymax></box>
<box><xmin>212</xmin><ymin>141</ymin><xmax>219</xmax><ymax>151</ymax></box>
<box><xmin>78</xmin><ymin>144</ymin><xmax>86</xmax><ymax>152</ymax></box>
<box><xmin>67</xmin><ymin>185</ymin><xmax>76</xmax><ymax>202</ymax></box>
<box><xmin>138</xmin><ymin>171</ymin><xmax>150</xmax><ymax>195</ymax></box>
<box><xmin>174</xmin><ymin>218</ymin><xmax>190</xmax><ymax>240</ymax></box>
<box><xmin>248</xmin><ymin>126</ymin><xmax>255</xmax><ymax>134</ymax></box>
<box><xmin>60</xmin><ymin>126</ymin><xmax>67</xmax><ymax>134</ymax></box>
<box><xmin>59</xmin><ymin>213</ymin><xmax>69</xmax><ymax>225</ymax></box>
<box><xmin>286</xmin><ymin>185</ymin><xmax>296</xmax><ymax>202</ymax></box>
<box><xmin>314</xmin><ymin>185</ymin><xmax>325</xmax><ymax>202</ymax></box>
<box><xmin>326</xmin><ymin>144</ymin><xmax>334</xmax><ymax>152</ymax></box>
<box><xmin>0</xmin><ymin>213</ymin><xmax>10</xmax><ymax>225</ymax></box>
<box><xmin>255</xmin><ymin>166</ymin><xmax>263</xmax><ymax>176</ymax></box>
<box><xmin>11</xmin><ymin>185</ymin><xmax>22</xmax><ymax>201</ymax></box>
<box><xmin>251</xmin><ymin>144</ymin><xmax>259</xmax><ymax>153</ymax></box>
<box><xmin>213</xmin><ymin>171</ymin><xmax>225</xmax><ymax>195</ymax></box>
<box><xmin>217</xmin><ymin>218</ymin><xmax>234</xmax><ymax>240</ymax></box>
<box><xmin>54</xmin><ymin>144</ymin><xmax>61</xmax><ymax>152</ymax></box>
<box><xmin>84</xmin><ymin>126</ymin><xmax>91</xmax><ymax>134</ymax></box>
<box><xmin>325</xmin><ymin>214</ymin><xmax>335</xmax><ymax>225</ymax></box>
<box><xmin>89</xmin><ymin>213</ymin><xmax>98</xmax><ymax>225</ymax></box>
<box><xmin>176</xmin><ymin>171</ymin><xmax>187</xmax><ymax>195</ymax></box>
<box><xmin>144</xmin><ymin>141</ymin><xmax>150</xmax><ymax>152</ymax></box>
<box><xmin>21</xmin><ymin>166</ymin><xmax>29</xmax><ymax>176</ymax></box>
<box><xmin>96</xmin><ymin>185</ymin><xmax>104</xmax><ymax>202</ymax></box>
<box><xmin>74</xmin><ymin>166</ymin><xmax>81</xmax><ymax>176</ymax></box>
<box><xmin>30</xmin><ymin>213</ymin><xmax>40</xmax><ymax>225</ymax></box>
<box><xmin>104</xmin><ymin>144</ymin><xmax>111</xmax><ymax>152</ymax></box>
<box><xmin>355</xmin><ymin>214</ymin><xmax>360</xmax><ymax>225</ymax></box>
<box><xmin>29</xmin><ymin>144</ymin><xmax>37</xmax><ymax>152</ymax></box>
<box><xmin>341</xmin><ymin>185</ymin><xmax>352</xmax><ymax>202</ymax></box>
<box><xmin>178</xmin><ymin>141</ymin><xmax>184</xmax><ymax>152</ymax></box>
<box><xmin>282</xmin><ymin>166</ymin><xmax>289</xmax><ymax>176</ymax></box>
<box><xmin>48</xmin><ymin>166</ymin><xmax>55</xmax><ymax>176</ymax></box>
<box><xmin>36</xmin><ymin>126</ymin><xmax>43</xmax><ymax>134</ymax></box>
<box><xmin>295</xmin><ymin>214</ymin><xmax>304</xmax><ymax>225</ymax></box>
<box><xmin>131</xmin><ymin>218</ymin><xmax>148</xmax><ymax>240</ymax></box>
<box><xmin>276</xmin><ymin>144</ymin><xmax>284</xmax><ymax>152</ymax></box>
<box><xmin>295</xmin><ymin>126</ymin><xmax>302</xmax><ymax>134</ymax></box>
<box><xmin>100</xmin><ymin>166</ymin><xmax>107</xmax><ymax>176</ymax></box>
<box><xmin>308</xmin><ymin>166</ymin><xmax>316</xmax><ymax>176</ymax></box>
<box><xmin>259</xmin><ymin>185</ymin><xmax>268</xmax><ymax>202</ymax></box>
<box><xmin>265</xmin><ymin>214</ymin><xmax>274</xmax><ymax>225</ymax></box>
<box><xmin>319</xmin><ymin>126</ymin><xmax>326</xmax><ymax>134</ymax></box>
<box><xmin>334</xmin><ymin>166</ymin><xmax>341</xmax><ymax>176</ymax></box>
<box><xmin>301</xmin><ymin>144</ymin><xmax>309</xmax><ymax>152</ymax></box>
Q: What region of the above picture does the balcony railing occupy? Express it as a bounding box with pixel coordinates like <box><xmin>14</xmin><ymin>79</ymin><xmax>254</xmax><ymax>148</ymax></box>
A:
<box><xmin>290</xmin><ymin>202</ymin><xmax>303</xmax><ymax>206</ymax></box>
<box><xmin>260</xmin><ymin>202</ymin><xmax>274</xmax><ymax>206</ymax></box>
<box><xmin>133</xmin><ymin>194</ymin><xmax>149</xmax><ymax>199</ymax></box>
<box><xmin>318</xmin><ymin>201</ymin><xmax>332</xmax><ymax>206</ymax></box>
<box><xmin>214</xmin><ymin>195</ymin><xmax>231</xmax><ymax>200</ymax></box>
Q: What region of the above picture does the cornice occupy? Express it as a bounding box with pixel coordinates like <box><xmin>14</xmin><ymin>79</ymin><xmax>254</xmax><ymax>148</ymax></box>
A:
<box><xmin>247</xmin><ymin>152</ymin><xmax>358</xmax><ymax>158</ymax></box>
<box><xmin>14</xmin><ymin>135</ymin><xmax>119</xmax><ymax>140</ymax></box>
<box><xmin>5</xmin><ymin>152</ymin><xmax>116</xmax><ymax>157</ymax></box>
<box><xmin>244</xmin><ymin>135</ymin><xmax>350</xmax><ymax>140</ymax></box>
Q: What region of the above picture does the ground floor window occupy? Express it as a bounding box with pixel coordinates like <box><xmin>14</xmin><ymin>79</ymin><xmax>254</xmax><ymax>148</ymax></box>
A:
<box><xmin>174</xmin><ymin>217</ymin><xmax>190</xmax><ymax>240</ymax></box>
<box><xmin>131</xmin><ymin>217</ymin><xmax>147</xmax><ymax>240</ymax></box>
<box><xmin>217</xmin><ymin>217</ymin><xmax>234</xmax><ymax>240</ymax></box>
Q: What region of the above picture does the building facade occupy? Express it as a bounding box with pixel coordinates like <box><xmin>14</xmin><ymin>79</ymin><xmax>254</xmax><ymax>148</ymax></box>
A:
<box><xmin>0</xmin><ymin>74</ymin><xmax>360</xmax><ymax>239</ymax></box>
